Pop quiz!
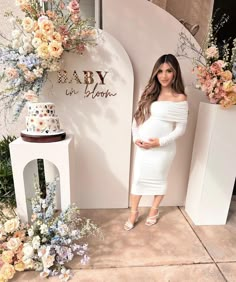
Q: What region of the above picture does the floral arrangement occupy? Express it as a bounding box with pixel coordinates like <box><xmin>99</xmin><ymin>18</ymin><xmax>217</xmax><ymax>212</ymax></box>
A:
<box><xmin>177</xmin><ymin>14</ymin><xmax>236</xmax><ymax>108</ymax></box>
<box><xmin>0</xmin><ymin>179</ymin><xmax>99</xmax><ymax>281</ymax></box>
<box><xmin>0</xmin><ymin>0</ymin><xmax>98</xmax><ymax>120</ymax></box>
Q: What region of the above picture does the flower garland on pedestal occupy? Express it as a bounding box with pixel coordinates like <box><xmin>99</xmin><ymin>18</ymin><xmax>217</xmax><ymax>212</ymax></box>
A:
<box><xmin>0</xmin><ymin>179</ymin><xmax>99</xmax><ymax>282</ymax></box>
<box><xmin>0</xmin><ymin>0</ymin><xmax>98</xmax><ymax>120</ymax></box>
<box><xmin>177</xmin><ymin>14</ymin><xmax>236</xmax><ymax>108</ymax></box>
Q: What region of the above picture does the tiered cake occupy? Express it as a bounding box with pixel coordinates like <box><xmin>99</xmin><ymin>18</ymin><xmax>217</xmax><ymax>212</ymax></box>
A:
<box><xmin>21</xmin><ymin>102</ymin><xmax>66</xmax><ymax>142</ymax></box>
<box><xmin>26</xmin><ymin>102</ymin><xmax>61</xmax><ymax>134</ymax></box>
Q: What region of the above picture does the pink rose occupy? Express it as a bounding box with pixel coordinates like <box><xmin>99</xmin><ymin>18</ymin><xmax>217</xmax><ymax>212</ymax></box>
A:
<box><xmin>67</xmin><ymin>0</ymin><xmax>80</xmax><ymax>14</ymax></box>
<box><xmin>210</xmin><ymin>62</ymin><xmax>222</xmax><ymax>74</ymax></box>
<box><xmin>215</xmin><ymin>60</ymin><xmax>226</xmax><ymax>68</ymax></box>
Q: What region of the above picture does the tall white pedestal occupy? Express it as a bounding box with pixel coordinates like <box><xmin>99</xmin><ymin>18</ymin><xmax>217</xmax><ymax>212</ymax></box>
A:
<box><xmin>9</xmin><ymin>135</ymin><xmax>75</xmax><ymax>222</ymax></box>
<box><xmin>185</xmin><ymin>103</ymin><xmax>236</xmax><ymax>225</ymax></box>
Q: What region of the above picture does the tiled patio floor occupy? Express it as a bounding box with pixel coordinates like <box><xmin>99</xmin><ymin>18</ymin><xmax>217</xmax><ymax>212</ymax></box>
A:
<box><xmin>11</xmin><ymin>199</ymin><xmax>236</xmax><ymax>282</ymax></box>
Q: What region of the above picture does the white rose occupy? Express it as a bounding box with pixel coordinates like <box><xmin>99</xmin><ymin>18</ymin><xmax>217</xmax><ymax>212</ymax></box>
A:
<box><xmin>23</xmin><ymin>34</ymin><xmax>33</xmax><ymax>43</ymax></box>
<box><xmin>49</xmin><ymin>61</ymin><xmax>61</xmax><ymax>72</ymax></box>
<box><xmin>32</xmin><ymin>37</ymin><xmax>42</xmax><ymax>48</ymax></box>
<box><xmin>32</xmin><ymin>236</ymin><xmax>41</xmax><ymax>249</ymax></box>
<box><xmin>28</xmin><ymin>228</ymin><xmax>34</xmax><ymax>237</ymax></box>
<box><xmin>19</xmin><ymin>46</ymin><xmax>27</xmax><ymax>55</ymax></box>
<box><xmin>40</xmin><ymin>224</ymin><xmax>48</xmax><ymax>235</ymax></box>
<box><xmin>58</xmin><ymin>224</ymin><xmax>69</xmax><ymax>236</ymax></box>
<box><xmin>4</xmin><ymin>218</ymin><xmax>20</xmax><ymax>233</ymax></box>
<box><xmin>40</xmin><ymin>269</ymin><xmax>50</xmax><ymax>278</ymax></box>
<box><xmin>23</xmin><ymin>258</ymin><xmax>34</xmax><ymax>269</ymax></box>
<box><xmin>23</xmin><ymin>43</ymin><xmax>33</xmax><ymax>53</ymax></box>
<box><xmin>38</xmin><ymin>246</ymin><xmax>47</xmax><ymax>258</ymax></box>
<box><xmin>33</xmin><ymin>67</ymin><xmax>43</xmax><ymax>78</ymax></box>
<box><xmin>12</xmin><ymin>29</ymin><xmax>21</xmax><ymax>39</ymax></box>
<box><xmin>205</xmin><ymin>46</ymin><xmax>219</xmax><ymax>59</ymax></box>
<box><xmin>23</xmin><ymin>243</ymin><xmax>34</xmax><ymax>259</ymax></box>
<box><xmin>12</xmin><ymin>39</ymin><xmax>21</xmax><ymax>49</ymax></box>
<box><xmin>42</xmin><ymin>254</ymin><xmax>55</xmax><ymax>269</ymax></box>
<box><xmin>6</xmin><ymin>237</ymin><xmax>22</xmax><ymax>251</ymax></box>
<box><xmin>9</xmin><ymin>17</ymin><xmax>16</xmax><ymax>24</ymax></box>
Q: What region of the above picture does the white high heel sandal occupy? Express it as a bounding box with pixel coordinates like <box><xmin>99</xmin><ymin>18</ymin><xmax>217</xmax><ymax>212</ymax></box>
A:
<box><xmin>145</xmin><ymin>207</ymin><xmax>160</xmax><ymax>226</ymax></box>
<box><xmin>124</xmin><ymin>210</ymin><xmax>139</xmax><ymax>231</ymax></box>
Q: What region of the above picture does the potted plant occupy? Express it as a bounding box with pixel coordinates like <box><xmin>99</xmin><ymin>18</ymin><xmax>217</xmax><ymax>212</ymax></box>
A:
<box><xmin>0</xmin><ymin>135</ymin><xmax>17</xmax><ymax>208</ymax></box>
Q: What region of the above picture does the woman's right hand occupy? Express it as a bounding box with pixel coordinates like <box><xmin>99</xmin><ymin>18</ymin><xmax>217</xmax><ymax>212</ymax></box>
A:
<box><xmin>135</xmin><ymin>139</ymin><xmax>144</xmax><ymax>148</ymax></box>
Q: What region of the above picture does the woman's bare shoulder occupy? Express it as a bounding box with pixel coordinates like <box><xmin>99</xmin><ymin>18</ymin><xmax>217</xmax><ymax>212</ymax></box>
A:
<box><xmin>175</xmin><ymin>93</ymin><xmax>187</xmax><ymax>101</ymax></box>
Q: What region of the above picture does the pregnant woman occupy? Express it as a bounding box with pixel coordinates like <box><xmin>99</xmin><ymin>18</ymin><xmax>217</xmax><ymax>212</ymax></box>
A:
<box><xmin>124</xmin><ymin>54</ymin><xmax>188</xmax><ymax>231</ymax></box>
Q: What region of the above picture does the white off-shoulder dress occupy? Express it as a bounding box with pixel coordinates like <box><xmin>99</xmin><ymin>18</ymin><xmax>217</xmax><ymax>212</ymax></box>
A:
<box><xmin>131</xmin><ymin>101</ymin><xmax>188</xmax><ymax>195</ymax></box>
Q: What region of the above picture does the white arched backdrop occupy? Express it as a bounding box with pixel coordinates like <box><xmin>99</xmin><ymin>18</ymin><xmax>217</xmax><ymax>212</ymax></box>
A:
<box><xmin>102</xmin><ymin>0</ymin><xmax>208</xmax><ymax>206</ymax></box>
<box><xmin>41</xmin><ymin>31</ymin><xmax>134</xmax><ymax>208</ymax></box>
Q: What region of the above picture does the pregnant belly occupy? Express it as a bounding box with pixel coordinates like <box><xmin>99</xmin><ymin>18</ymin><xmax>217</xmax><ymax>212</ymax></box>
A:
<box><xmin>139</xmin><ymin>118</ymin><xmax>173</xmax><ymax>142</ymax></box>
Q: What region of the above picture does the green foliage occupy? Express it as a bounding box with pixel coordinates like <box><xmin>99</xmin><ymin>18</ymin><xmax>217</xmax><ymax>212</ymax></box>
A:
<box><xmin>0</xmin><ymin>135</ymin><xmax>17</xmax><ymax>207</ymax></box>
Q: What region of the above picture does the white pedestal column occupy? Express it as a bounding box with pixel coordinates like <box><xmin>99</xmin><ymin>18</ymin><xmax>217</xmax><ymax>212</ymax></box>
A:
<box><xmin>9</xmin><ymin>135</ymin><xmax>75</xmax><ymax>222</ymax></box>
<box><xmin>185</xmin><ymin>102</ymin><xmax>236</xmax><ymax>225</ymax></box>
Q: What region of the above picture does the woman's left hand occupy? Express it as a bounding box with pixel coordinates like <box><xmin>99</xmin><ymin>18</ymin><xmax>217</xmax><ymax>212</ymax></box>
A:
<box><xmin>141</xmin><ymin>138</ymin><xmax>160</xmax><ymax>149</ymax></box>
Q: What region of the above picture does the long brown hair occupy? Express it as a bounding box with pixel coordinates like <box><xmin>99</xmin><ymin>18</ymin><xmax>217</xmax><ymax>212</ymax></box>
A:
<box><xmin>134</xmin><ymin>54</ymin><xmax>185</xmax><ymax>125</ymax></box>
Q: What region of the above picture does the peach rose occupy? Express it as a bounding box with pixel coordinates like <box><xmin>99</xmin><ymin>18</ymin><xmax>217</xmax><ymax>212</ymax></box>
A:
<box><xmin>39</xmin><ymin>20</ymin><xmax>54</xmax><ymax>36</ymax></box>
<box><xmin>34</xmin><ymin>31</ymin><xmax>48</xmax><ymax>42</ymax></box>
<box><xmin>221</xmin><ymin>70</ymin><xmax>233</xmax><ymax>81</ymax></box>
<box><xmin>13</xmin><ymin>230</ymin><xmax>26</xmax><ymax>241</ymax></box>
<box><xmin>37</xmin><ymin>43</ymin><xmax>50</xmax><ymax>59</ymax></box>
<box><xmin>0</xmin><ymin>273</ymin><xmax>6</xmax><ymax>282</ymax></box>
<box><xmin>24</xmin><ymin>90</ymin><xmax>38</xmax><ymax>102</ymax></box>
<box><xmin>49</xmin><ymin>32</ymin><xmax>62</xmax><ymax>42</ymax></box>
<box><xmin>48</xmin><ymin>41</ymin><xmax>63</xmax><ymax>58</ymax></box>
<box><xmin>46</xmin><ymin>10</ymin><xmax>56</xmax><ymax>19</ymax></box>
<box><xmin>6</xmin><ymin>237</ymin><xmax>22</xmax><ymax>251</ymax></box>
<box><xmin>1</xmin><ymin>251</ymin><xmax>14</xmax><ymax>264</ymax></box>
<box><xmin>22</xmin><ymin>17</ymin><xmax>35</xmax><ymax>32</ymax></box>
<box><xmin>0</xmin><ymin>263</ymin><xmax>16</xmax><ymax>280</ymax></box>
<box><xmin>6</xmin><ymin>68</ymin><xmax>19</xmax><ymax>79</ymax></box>
<box><xmin>14</xmin><ymin>261</ymin><xmax>25</xmax><ymax>272</ymax></box>
<box><xmin>4</xmin><ymin>218</ymin><xmax>20</xmax><ymax>233</ymax></box>
<box><xmin>223</xmin><ymin>80</ymin><xmax>234</xmax><ymax>92</ymax></box>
